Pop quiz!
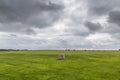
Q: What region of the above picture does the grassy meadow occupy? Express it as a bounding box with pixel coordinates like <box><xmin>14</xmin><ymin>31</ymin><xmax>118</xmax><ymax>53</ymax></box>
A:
<box><xmin>0</xmin><ymin>50</ymin><xmax>120</xmax><ymax>80</ymax></box>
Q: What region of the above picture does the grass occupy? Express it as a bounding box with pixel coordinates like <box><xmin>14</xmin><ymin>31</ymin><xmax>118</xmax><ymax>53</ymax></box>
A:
<box><xmin>0</xmin><ymin>50</ymin><xmax>120</xmax><ymax>80</ymax></box>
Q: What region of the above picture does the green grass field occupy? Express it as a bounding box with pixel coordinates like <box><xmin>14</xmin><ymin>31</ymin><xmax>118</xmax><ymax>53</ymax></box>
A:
<box><xmin>0</xmin><ymin>50</ymin><xmax>120</xmax><ymax>80</ymax></box>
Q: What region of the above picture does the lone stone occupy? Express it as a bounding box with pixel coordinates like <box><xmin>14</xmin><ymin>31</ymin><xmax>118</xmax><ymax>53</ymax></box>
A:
<box><xmin>58</xmin><ymin>53</ymin><xmax>65</xmax><ymax>60</ymax></box>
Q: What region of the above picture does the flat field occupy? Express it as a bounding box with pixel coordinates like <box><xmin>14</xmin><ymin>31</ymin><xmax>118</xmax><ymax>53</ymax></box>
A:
<box><xmin>0</xmin><ymin>50</ymin><xmax>120</xmax><ymax>80</ymax></box>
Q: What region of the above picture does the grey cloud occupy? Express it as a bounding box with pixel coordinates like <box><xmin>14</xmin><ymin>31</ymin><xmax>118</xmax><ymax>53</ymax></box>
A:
<box><xmin>71</xmin><ymin>27</ymin><xmax>90</xmax><ymax>37</ymax></box>
<box><xmin>87</xmin><ymin>0</ymin><xmax>120</xmax><ymax>16</ymax></box>
<box><xmin>85</xmin><ymin>0</ymin><xmax>120</xmax><ymax>41</ymax></box>
<box><xmin>104</xmin><ymin>24</ymin><xmax>120</xmax><ymax>39</ymax></box>
<box><xmin>0</xmin><ymin>0</ymin><xmax>64</xmax><ymax>35</ymax></box>
<box><xmin>86</xmin><ymin>0</ymin><xmax>120</xmax><ymax>40</ymax></box>
<box><xmin>106</xmin><ymin>24</ymin><xmax>120</xmax><ymax>34</ymax></box>
<box><xmin>84</xmin><ymin>21</ymin><xmax>102</xmax><ymax>32</ymax></box>
<box><xmin>0</xmin><ymin>23</ymin><xmax>37</xmax><ymax>35</ymax></box>
<box><xmin>108</xmin><ymin>10</ymin><xmax>120</xmax><ymax>25</ymax></box>
<box><xmin>113</xmin><ymin>33</ymin><xmax>120</xmax><ymax>39</ymax></box>
<box><xmin>0</xmin><ymin>0</ymin><xmax>64</xmax><ymax>28</ymax></box>
<box><xmin>10</xmin><ymin>34</ymin><xmax>17</xmax><ymax>37</ymax></box>
<box><xmin>48</xmin><ymin>37</ymin><xmax>95</xmax><ymax>49</ymax></box>
<box><xmin>25</xmin><ymin>28</ymin><xmax>36</xmax><ymax>35</ymax></box>
<box><xmin>106</xmin><ymin>10</ymin><xmax>120</xmax><ymax>39</ymax></box>
<box><xmin>0</xmin><ymin>23</ymin><xmax>32</xmax><ymax>34</ymax></box>
<box><xmin>63</xmin><ymin>0</ymin><xmax>103</xmax><ymax>37</ymax></box>
<box><xmin>64</xmin><ymin>25</ymin><xmax>90</xmax><ymax>37</ymax></box>
<box><xmin>66</xmin><ymin>21</ymin><xmax>102</xmax><ymax>37</ymax></box>
<box><xmin>0</xmin><ymin>35</ymin><xmax>48</xmax><ymax>49</ymax></box>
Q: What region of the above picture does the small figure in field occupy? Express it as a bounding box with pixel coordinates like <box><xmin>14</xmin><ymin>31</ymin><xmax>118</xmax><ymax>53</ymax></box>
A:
<box><xmin>58</xmin><ymin>53</ymin><xmax>65</xmax><ymax>60</ymax></box>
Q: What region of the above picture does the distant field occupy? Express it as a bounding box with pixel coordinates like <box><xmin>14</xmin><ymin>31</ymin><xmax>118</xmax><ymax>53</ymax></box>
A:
<box><xmin>0</xmin><ymin>50</ymin><xmax>120</xmax><ymax>80</ymax></box>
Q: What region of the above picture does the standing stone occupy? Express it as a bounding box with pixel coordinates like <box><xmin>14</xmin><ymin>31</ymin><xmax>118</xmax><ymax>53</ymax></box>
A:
<box><xmin>58</xmin><ymin>53</ymin><xmax>65</xmax><ymax>60</ymax></box>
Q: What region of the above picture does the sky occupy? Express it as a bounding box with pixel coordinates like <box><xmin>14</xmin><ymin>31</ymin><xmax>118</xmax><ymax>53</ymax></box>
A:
<box><xmin>0</xmin><ymin>0</ymin><xmax>120</xmax><ymax>50</ymax></box>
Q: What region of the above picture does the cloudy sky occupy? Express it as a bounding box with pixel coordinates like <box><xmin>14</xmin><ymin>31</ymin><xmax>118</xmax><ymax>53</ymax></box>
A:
<box><xmin>0</xmin><ymin>0</ymin><xmax>120</xmax><ymax>50</ymax></box>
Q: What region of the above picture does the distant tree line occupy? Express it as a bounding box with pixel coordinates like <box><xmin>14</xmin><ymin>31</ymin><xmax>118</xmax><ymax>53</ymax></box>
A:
<box><xmin>0</xmin><ymin>49</ymin><xmax>28</xmax><ymax>51</ymax></box>
<box><xmin>65</xmin><ymin>49</ymin><xmax>76</xmax><ymax>51</ymax></box>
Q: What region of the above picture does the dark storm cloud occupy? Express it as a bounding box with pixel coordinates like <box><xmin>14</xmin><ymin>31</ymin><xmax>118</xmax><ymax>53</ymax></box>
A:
<box><xmin>0</xmin><ymin>0</ymin><xmax>64</xmax><ymax>28</ymax></box>
<box><xmin>87</xmin><ymin>0</ymin><xmax>120</xmax><ymax>16</ymax></box>
<box><xmin>84</xmin><ymin>21</ymin><xmax>102</xmax><ymax>32</ymax></box>
<box><xmin>106</xmin><ymin>10</ymin><xmax>120</xmax><ymax>39</ymax></box>
<box><xmin>108</xmin><ymin>10</ymin><xmax>120</xmax><ymax>25</ymax></box>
